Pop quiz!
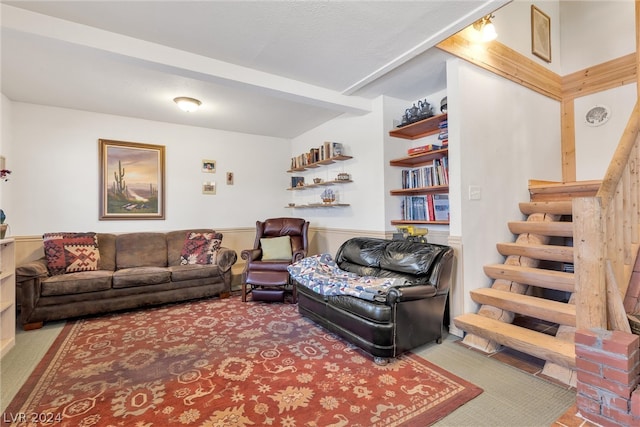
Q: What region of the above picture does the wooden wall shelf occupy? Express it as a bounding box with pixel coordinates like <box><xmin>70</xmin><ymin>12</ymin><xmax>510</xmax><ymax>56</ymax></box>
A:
<box><xmin>286</xmin><ymin>203</ymin><xmax>350</xmax><ymax>208</ymax></box>
<box><xmin>389</xmin><ymin>113</ymin><xmax>448</xmax><ymax>140</ymax></box>
<box><xmin>287</xmin><ymin>155</ymin><xmax>352</xmax><ymax>172</ymax></box>
<box><xmin>390</xmin><ymin>148</ymin><xmax>448</xmax><ymax>167</ymax></box>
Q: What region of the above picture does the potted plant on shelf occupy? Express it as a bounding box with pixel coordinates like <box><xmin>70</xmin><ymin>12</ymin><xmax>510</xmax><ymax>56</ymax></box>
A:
<box><xmin>0</xmin><ymin>210</ymin><xmax>6</xmax><ymax>239</ymax></box>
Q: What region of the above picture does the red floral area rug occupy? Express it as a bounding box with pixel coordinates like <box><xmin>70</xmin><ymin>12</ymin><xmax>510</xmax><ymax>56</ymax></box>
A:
<box><xmin>5</xmin><ymin>297</ymin><xmax>482</xmax><ymax>426</ymax></box>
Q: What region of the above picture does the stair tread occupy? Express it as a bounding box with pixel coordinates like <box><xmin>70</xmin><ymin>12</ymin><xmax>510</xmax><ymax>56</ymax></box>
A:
<box><xmin>519</xmin><ymin>201</ymin><xmax>573</xmax><ymax>215</ymax></box>
<box><xmin>484</xmin><ymin>264</ymin><xmax>575</xmax><ymax>292</ymax></box>
<box><xmin>528</xmin><ymin>180</ymin><xmax>601</xmax><ymax>202</ymax></box>
<box><xmin>508</xmin><ymin>221</ymin><xmax>574</xmax><ymax>237</ymax></box>
<box><xmin>454</xmin><ymin>313</ymin><xmax>575</xmax><ymax>368</ymax></box>
<box><xmin>497</xmin><ymin>242</ymin><xmax>574</xmax><ymax>263</ymax></box>
<box><xmin>471</xmin><ymin>288</ymin><xmax>576</xmax><ymax>326</ymax></box>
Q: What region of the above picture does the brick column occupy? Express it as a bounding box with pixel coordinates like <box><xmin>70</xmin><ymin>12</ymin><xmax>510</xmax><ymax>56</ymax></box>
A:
<box><xmin>575</xmin><ymin>328</ymin><xmax>640</xmax><ymax>426</ymax></box>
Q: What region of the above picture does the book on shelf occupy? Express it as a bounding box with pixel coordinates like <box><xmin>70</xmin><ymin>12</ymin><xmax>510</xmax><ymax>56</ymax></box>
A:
<box><xmin>433</xmin><ymin>194</ymin><xmax>449</xmax><ymax>221</ymax></box>
<box><xmin>291</xmin><ymin>176</ymin><xmax>305</xmax><ymax>188</ymax></box>
<box><xmin>401</xmin><ymin>194</ymin><xmax>439</xmax><ymax>221</ymax></box>
<box><xmin>400</xmin><ymin>156</ymin><xmax>448</xmax><ymax>189</ymax></box>
<box><xmin>407</xmin><ymin>144</ymin><xmax>441</xmax><ymax>156</ymax></box>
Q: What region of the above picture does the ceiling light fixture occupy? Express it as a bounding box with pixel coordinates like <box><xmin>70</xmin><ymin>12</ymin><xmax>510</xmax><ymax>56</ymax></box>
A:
<box><xmin>173</xmin><ymin>97</ymin><xmax>202</xmax><ymax>112</ymax></box>
<box><xmin>472</xmin><ymin>14</ymin><xmax>497</xmax><ymax>42</ymax></box>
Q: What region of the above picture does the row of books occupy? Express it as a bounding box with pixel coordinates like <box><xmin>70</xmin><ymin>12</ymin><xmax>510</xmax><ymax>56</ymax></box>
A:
<box><xmin>290</xmin><ymin>142</ymin><xmax>343</xmax><ymax>169</ymax></box>
<box><xmin>401</xmin><ymin>157</ymin><xmax>448</xmax><ymax>188</ymax></box>
<box><xmin>401</xmin><ymin>194</ymin><xmax>449</xmax><ymax>222</ymax></box>
<box><xmin>438</xmin><ymin>119</ymin><xmax>448</xmax><ymax>144</ymax></box>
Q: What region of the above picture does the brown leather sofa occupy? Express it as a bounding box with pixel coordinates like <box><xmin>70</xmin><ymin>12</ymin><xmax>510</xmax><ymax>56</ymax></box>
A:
<box><xmin>16</xmin><ymin>229</ymin><xmax>237</xmax><ymax>330</ymax></box>
<box><xmin>293</xmin><ymin>237</ymin><xmax>454</xmax><ymax>364</ymax></box>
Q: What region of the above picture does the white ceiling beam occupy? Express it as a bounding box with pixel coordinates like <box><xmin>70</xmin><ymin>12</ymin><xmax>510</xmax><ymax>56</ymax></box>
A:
<box><xmin>342</xmin><ymin>0</ymin><xmax>511</xmax><ymax>95</ymax></box>
<box><xmin>2</xmin><ymin>4</ymin><xmax>372</xmax><ymax>115</ymax></box>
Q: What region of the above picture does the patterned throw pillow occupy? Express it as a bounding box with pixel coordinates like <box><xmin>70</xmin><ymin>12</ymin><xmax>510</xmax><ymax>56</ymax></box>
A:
<box><xmin>180</xmin><ymin>232</ymin><xmax>223</xmax><ymax>265</ymax></box>
<box><xmin>43</xmin><ymin>232</ymin><xmax>101</xmax><ymax>276</ymax></box>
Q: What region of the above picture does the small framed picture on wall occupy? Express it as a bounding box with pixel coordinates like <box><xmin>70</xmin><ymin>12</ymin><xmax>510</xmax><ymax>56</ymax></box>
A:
<box><xmin>202</xmin><ymin>159</ymin><xmax>216</xmax><ymax>173</ymax></box>
<box><xmin>531</xmin><ymin>5</ymin><xmax>551</xmax><ymax>63</ymax></box>
<box><xmin>202</xmin><ymin>181</ymin><xmax>216</xmax><ymax>195</ymax></box>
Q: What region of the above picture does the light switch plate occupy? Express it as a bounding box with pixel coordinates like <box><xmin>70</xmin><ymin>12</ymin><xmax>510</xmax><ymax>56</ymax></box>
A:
<box><xmin>469</xmin><ymin>185</ymin><xmax>482</xmax><ymax>200</ymax></box>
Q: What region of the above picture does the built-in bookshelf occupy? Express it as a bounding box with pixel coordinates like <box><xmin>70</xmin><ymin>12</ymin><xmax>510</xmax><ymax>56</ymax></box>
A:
<box><xmin>0</xmin><ymin>238</ymin><xmax>16</xmax><ymax>359</ymax></box>
<box><xmin>389</xmin><ymin>149</ymin><xmax>449</xmax><ymax>225</ymax></box>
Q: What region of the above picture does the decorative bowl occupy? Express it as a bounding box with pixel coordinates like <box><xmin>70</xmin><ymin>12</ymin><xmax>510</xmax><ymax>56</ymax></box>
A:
<box><xmin>313</xmin><ymin>178</ymin><xmax>322</xmax><ymax>184</ymax></box>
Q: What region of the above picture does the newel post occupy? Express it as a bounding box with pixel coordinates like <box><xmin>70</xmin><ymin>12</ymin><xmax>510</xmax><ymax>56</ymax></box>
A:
<box><xmin>573</xmin><ymin>197</ymin><xmax>608</xmax><ymax>329</ymax></box>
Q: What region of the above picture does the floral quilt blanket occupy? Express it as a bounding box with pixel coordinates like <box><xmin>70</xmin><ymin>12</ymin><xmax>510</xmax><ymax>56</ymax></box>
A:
<box><xmin>287</xmin><ymin>253</ymin><xmax>407</xmax><ymax>302</ymax></box>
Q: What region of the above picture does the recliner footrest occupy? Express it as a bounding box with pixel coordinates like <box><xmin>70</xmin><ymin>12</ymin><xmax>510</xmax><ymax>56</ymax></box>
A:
<box><xmin>252</xmin><ymin>289</ymin><xmax>285</xmax><ymax>302</ymax></box>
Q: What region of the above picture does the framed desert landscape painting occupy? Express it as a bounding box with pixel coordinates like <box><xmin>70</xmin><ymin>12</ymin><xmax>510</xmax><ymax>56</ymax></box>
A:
<box><xmin>99</xmin><ymin>139</ymin><xmax>166</xmax><ymax>220</ymax></box>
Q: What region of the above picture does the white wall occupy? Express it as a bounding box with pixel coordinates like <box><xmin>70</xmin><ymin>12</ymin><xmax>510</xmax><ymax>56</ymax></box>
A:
<box><xmin>575</xmin><ymin>84</ymin><xmax>638</xmax><ymax>180</ymax></box>
<box><xmin>560</xmin><ymin>0</ymin><xmax>635</xmax><ymax>75</ymax></box>
<box><xmin>494</xmin><ymin>0</ymin><xmax>562</xmax><ymax>74</ymax></box>
<box><xmin>560</xmin><ymin>0</ymin><xmax>636</xmax><ymax>180</ymax></box>
<box><xmin>290</xmin><ymin>98</ymin><xmax>386</xmax><ymax>231</ymax></box>
<box><xmin>5</xmin><ymin>102</ymin><xmax>291</xmax><ymax>235</ymax></box>
<box><xmin>450</xmin><ymin>59</ymin><xmax>562</xmax><ymax>317</ymax></box>
<box><xmin>0</xmin><ymin>94</ymin><xmax>12</xmax><ymax>210</ymax></box>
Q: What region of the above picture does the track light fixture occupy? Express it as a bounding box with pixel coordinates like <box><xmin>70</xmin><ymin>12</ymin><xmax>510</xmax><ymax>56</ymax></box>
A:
<box><xmin>472</xmin><ymin>14</ymin><xmax>497</xmax><ymax>42</ymax></box>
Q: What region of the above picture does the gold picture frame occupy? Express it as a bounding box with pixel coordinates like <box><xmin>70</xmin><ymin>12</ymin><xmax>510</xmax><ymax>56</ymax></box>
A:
<box><xmin>99</xmin><ymin>139</ymin><xmax>165</xmax><ymax>220</ymax></box>
<box><xmin>531</xmin><ymin>5</ymin><xmax>551</xmax><ymax>63</ymax></box>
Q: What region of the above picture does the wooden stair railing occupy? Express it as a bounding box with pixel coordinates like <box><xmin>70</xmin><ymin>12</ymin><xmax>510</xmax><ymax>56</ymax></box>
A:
<box><xmin>574</xmin><ymin>101</ymin><xmax>640</xmax><ymax>332</ymax></box>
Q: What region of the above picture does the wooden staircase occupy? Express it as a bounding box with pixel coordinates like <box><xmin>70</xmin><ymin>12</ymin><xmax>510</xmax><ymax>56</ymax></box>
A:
<box><xmin>453</xmin><ymin>181</ymin><xmax>601</xmax><ymax>385</ymax></box>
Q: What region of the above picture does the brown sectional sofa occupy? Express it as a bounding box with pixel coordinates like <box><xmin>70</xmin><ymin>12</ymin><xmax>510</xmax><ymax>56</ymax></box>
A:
<box><xmin>16</xmin><ymin>229</ymin><xmax>237</xmax><ymax>330</ymax></box>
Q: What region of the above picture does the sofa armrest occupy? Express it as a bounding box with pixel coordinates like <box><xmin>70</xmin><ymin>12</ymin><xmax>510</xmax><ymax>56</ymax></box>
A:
<box><xmin>387</xmin><ymin>284</ymin><xmax>437</xmax><ymax>303</ymax></box>
<box><xmin>292</xmin><ymin>249</ymin><xmax>306</xmax><ymax>263</ymax></box>
<box><xmin>216</xmin><ymin>247</ymin><xmax>238</xmax><ymax>272</ymax></box>
<box><xmin>240</xmin><ymin>248</ymin><xmax>262</xmax><ymax>262</ymax></box>
<box><xmin>16</xmin><ymin>258</ymin><xmax>49</xmax><ymax>282</ymax></box>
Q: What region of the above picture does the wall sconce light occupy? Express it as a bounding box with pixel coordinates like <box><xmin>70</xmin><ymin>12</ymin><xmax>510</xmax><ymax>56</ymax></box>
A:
<box><xmin>173</xmin><ymin>97</ymin><xmax>202</xmax><ymax>112</ymax></box>
<box><xmin>473</xmin><ymin>14</ymin><xmax>497</xmax><ymax>42</ymax></box>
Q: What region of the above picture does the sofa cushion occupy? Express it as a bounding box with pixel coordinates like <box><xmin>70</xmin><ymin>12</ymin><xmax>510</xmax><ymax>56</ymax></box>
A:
<box><xmin>379</xmin><ymin>240</ymin><xmax>448</xmax><ymax>276</ymax></box>
<box><xmin>112</xmin><ymin>267</ymin><xmax>171</xmax><ymax>288</ymax></box>
<box><xmin>43</xmin><ymin>232</ymin><xmax>101</xmax><ymax>276</ymax></box>
<box><xmin>335</xmin><ymin>237</ymin><xmax>387</xmax><ymax>269</ymax></box>
<box><xmin>116</xmin><ymin>233</ymin><xmax>167</xmax><ymax>269</ymax></box>
<box><xmin>179</xmin><ymin>232</ymin><xmax>223</xmax><ymax>265</ymax></box>
<box><xmin>40</xmin><ymin>270</ymin><xmax>113</xmax><ymax>296</ymax></box>
<box><xmin>169</xmin><ymin>264</ymin><xmax>221</xmax><ymax>281</ymax></box>
<box><xmin>96</xmin><ymin>233</ymin><xmax>117</xmax><ymax>271</ymax></box>
<box><xmin>260</xmin><ymin>235</ymin><xmax>292</xmax><ymax>260</ymax></box>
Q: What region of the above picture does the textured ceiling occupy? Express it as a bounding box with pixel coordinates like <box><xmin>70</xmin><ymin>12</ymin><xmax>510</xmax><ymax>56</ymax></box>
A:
<box><xmin>1</xmin><ymin>1</ymin><xmax>509</xmax><ymax>138</ymax></box>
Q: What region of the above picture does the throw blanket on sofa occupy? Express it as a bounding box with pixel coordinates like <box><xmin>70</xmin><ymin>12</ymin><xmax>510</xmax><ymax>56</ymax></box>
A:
<box><xmin>287</xmin><ymin>253</ymin><xmax>406</xmax><ymax>302</ymax></box>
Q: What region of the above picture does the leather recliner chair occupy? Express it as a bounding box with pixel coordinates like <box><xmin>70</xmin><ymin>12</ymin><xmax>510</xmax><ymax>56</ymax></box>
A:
<box><xmin>240</xmin><ymin>217</ymin><xmax>309</xmax><ymax>302</ymax></box>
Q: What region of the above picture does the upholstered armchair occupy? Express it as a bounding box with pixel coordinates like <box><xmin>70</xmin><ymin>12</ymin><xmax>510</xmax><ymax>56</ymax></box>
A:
<box><xmin>240</xmin><ymin>217</ymin><xmax>309</xmax><ymax>302</ymax></box>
